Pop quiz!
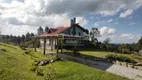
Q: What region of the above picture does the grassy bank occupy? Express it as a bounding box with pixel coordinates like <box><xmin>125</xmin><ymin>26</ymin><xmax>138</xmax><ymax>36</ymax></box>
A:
<box><xmin>0</xmin><ymin>43</ymin><xmax>131</xmax><ymax>80</ymax></box>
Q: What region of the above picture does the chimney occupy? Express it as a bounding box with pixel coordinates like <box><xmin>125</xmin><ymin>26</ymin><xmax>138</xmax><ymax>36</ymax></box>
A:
<box><xmin>71</xmin><ymin>19</ymin><xmax>73</xmax><ymax>26</ymax></box>
<box><xmin>73</xmin><ymin>18</ymin><xmax>76</xmax><ymax>24</ymax></box>
<box><xmin>70</xmin><ymin>17</ymin><xmax>76</xmax><ymax>26</ymax></box>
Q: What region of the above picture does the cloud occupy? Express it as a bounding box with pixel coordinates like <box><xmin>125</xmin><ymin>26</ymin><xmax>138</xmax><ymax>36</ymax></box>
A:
<box><xmin>43</xmin><ymin>0</ymin><xmax>142</xmax><ymax>16</ymax></box>
<box><xmin>98</xmin><ymin>26</ymin><xmax>138</xmax><ymax>43</ymax></box>
<box><xmin>128</xmin><ymin>22</ymin><xmax>136</xmax><ymax>25</ymax></box>
<box><xmin>0</xmin><ymin>0</ymin><xmax>142</xmax><ymax>36</ymax></box>
<box><xmin>76</xmin><ymin>17</ymin><xmax>88</xmax><ymax>26</ymax></box>
<box><xmin>90</xmin><ymin>16</ymin><xmax>95</xmax><ymax>19</ymax></box>
<box><xmin>99</xmin><ymin>27</ymin><xmax>116</xmax><ymax>36</ymax></box>
<box><xmin>107</xmin><ymin>19</ymin><xmax>113</xmax><ymax>22</ymax></box>
<box><xmin>94</xmin><ymin>23</ymin><xmax>99</xmax><ymax>27</ymax></box>
<box><xmin>120</xmin><ymin>9</ymin><xmax>133</xmax><ymax>18</ymax></box>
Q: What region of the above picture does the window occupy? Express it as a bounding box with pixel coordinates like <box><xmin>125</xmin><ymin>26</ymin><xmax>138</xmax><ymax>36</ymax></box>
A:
<box><xmin>78</xmin><ymin>32</ymin><xmax>81</xmax><ymax>36</ymax></box>
<box><xmin>72</xmin><ymin>31</ymin><xmax>76</xmax><ymax>35</ymax></box>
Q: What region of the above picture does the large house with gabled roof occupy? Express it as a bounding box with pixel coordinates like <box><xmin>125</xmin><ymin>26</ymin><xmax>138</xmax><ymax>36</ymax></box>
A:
<box><xmin>39</xmin><ymin>18</ymin><xmax>89</xmax><ymax>50</ymax></box>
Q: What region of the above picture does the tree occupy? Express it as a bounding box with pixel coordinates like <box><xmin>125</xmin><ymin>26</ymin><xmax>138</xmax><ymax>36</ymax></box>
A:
<box><xmin>103</xmin><ymin>38</ymin><xmax>112</xmax><ymax>51</ymax></box>
<box><xmin>119</xmin><ymin>44</ymin><xmax>132</xmax><ymax>54</ymax></box>
<box><xmin>21</xmin><ymin>35</ymin><xmax>25</xmax><ymax>42</ymax></box>
<box><xmin>89</xmin><ymin>28</ymin><xmax>100</xmax><ymax>48</ymax></box>
<box><xmin>90</xmin><ymin>27</ymin><xmax>100</xmax><ymax>42</ymax></box>
<box><xmin>103</xmin><ymin>37</ymin><xmax>111</xmax><ymax>44</ymax></box>
<box><xmin>45</xmin><ymin>26</ymin><xmax>49</xmax><ymax>32</ymax></box>
<box><xmin>25</xmin><ymin>32</ymin><xmax>30</xmax><ymax>41</ymax></box>
<box><xmin>37</xmin><ymin>26</ymin><xmax>44</xmax><ymax>35</ymax></box>
<box><xmin>135</xmin><ymin>37</ymin><xmax>142</xmax><ymax>51</ymax></box>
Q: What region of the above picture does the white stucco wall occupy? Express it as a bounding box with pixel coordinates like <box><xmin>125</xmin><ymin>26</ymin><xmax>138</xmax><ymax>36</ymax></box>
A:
<box><xmin>61</xmin><ymin>25</ymin><xmax>87</xmax><ymax>36</ymax></box>
<box><xmin>40</xmin><ymin>38</ymin><xmax>56</xmax><ymax>50</ymax></box>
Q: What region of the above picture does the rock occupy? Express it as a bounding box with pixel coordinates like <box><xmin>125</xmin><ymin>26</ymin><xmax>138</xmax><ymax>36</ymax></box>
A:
<box><xmin>132</xmin><ymin>65</ymin><xmax>135</xmax><ymax>68</ymax></box>
<box><xmin>50</xmin><ymin>60</ymin><xmax>54</xmax><ymax>63</ymax></box>
<box><xmin>39</xmin><ymin>60</ymin><xmax>50</xmax><ymax>66</ymax></box>
<box><xmin>135</xmin><ymin>63</ymin><xmax>142</xmax><ymax>66</ymax></box>
<box><xmin>39</xmin><ymin>61</ymin><xmax>44</xmax><ymax>66</ymax></box>
<box><xmin>35</xmin><ymin>61</ymin><xmax>40</xmax><ymax>66</ymax></box>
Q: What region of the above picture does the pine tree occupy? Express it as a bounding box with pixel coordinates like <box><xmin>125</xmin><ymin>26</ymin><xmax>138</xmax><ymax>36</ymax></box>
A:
<box><xmin>45</xmin><ymin>26</ymin><xmax>49</xmax><ymax>32</ymax></box>
<box><xmin>37</xmin><ymin>26</ymin><xmax>43</xmax><ymax>35</ymax></box>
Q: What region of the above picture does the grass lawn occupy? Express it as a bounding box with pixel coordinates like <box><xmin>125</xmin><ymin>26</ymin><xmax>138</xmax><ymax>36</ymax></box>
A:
<box><xmin>62</xmin><ymin>49</ymin><xmax>142</xmax><ymax>63</ymax></box>
<box><xmin>80</xmin><ymin>51</ymin><xmax>112</xmax><ymax>57</ymax></box>
<box><xmin>79</xmin><ymin>50</ymin><xmax>142</xmax><ymax>63</ymax></box>
<box><xmin>0</xmin><ymin>43</ymin><xmax>131</xmax><ymax>80</ymax></box>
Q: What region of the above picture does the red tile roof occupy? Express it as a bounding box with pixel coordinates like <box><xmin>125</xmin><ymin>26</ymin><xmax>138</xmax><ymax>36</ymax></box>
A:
<box><xmin>54</xmin><ymin>26</ymin><xmax>71</xmax><ymax>34</ymax></box>
<box><xmin>40</xmin><ymin>24</ymin><xmax>89</xmax><ymax>37</ymax></box>
<box><xmin>40</xmin><ymin>26</ymin><xmax>71</xmax><ymax>37</ymax></box>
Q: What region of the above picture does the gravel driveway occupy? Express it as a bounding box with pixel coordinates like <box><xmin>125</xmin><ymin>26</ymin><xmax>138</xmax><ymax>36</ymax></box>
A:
<box><xmin>59</xmin><ymin>54</ymin><xmax>142</xmax><ymax>80</ymax></box>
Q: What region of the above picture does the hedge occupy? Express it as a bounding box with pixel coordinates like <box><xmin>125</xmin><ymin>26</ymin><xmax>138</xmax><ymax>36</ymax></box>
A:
<box><xmin>105</xmin><ymin>54</ymin><xmax>137</xmax><ymax>63</ymax></box>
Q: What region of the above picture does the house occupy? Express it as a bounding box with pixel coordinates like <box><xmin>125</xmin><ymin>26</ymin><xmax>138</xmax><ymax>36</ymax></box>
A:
<box><xmin>39</xmin><ymin>18</ymin><xmax>89</xmax><ymax>51</ymax></box>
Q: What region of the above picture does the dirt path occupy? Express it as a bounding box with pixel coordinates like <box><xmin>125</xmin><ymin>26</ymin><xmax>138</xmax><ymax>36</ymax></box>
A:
<box><xmin>59</xmin><ymin>54</ymin><xmax>142</xmax><ymax>80</ymax></box>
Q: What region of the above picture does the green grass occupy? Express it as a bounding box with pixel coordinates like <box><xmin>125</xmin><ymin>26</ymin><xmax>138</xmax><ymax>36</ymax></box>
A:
<box><xmin>62</xmin><ymin>49</ymin><xmax>142</xmax><ymax>62</ymax></box>
<box><xmin>43</xmin><ymin>61</ymin><xmax>130</xmax><ymax>80</ymax></box>
<box><xmin>80</xmin><ymin>51</ymin><xmax>112</xmax><ymax>57</ymax></box>
<box><xmin>0</xmin><ymin>43</ymin><xmax>43</xmax><ymax>80</ymax></box>
<box><xmin>81</xmin><ymin>51</ymin><xmax>142</xmax><ymax>63</ymax></box>
<box><xmin>0</xmin><ymin>43</ymin><xmax>131</xmax><ymax>80</ymax></box>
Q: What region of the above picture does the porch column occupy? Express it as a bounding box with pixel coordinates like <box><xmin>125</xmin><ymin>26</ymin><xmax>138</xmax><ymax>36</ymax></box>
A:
<box><xmin>56</xmin><ymin>38</ymin><xmax>59</xmax><ymax>59</ymax></box>
<box><xmin>43</xmin><ymin>37</ymin><xmax>46</xmax><ymax>55</ymax></box>
<box><xmin>51</xmin><ymin>38</ymin><xmax>54</xmax><ymax>51</ymax></box>
<box><xmin>34</xmin><ymin>38</ymin><xmax>37</xmax><ymax>52</ymax></box>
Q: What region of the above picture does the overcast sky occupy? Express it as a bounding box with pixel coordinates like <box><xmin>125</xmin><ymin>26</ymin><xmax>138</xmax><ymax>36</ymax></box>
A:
<box><xmin>0</xmin><ymin>0</ymin><xmax>142</xmax><ymax>43</ymax></box>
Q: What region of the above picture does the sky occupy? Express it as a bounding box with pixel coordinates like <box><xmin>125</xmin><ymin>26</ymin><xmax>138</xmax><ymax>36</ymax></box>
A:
<box><xmin>0</xmin><ymin>0</ymin><xmax>142</xmax><ymax>43</ymax></box>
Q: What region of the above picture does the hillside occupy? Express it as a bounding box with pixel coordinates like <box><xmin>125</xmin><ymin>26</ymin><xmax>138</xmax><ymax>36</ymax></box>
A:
<box><xmin>0</xmin><ymin>43</ymin><xmax>130</xmax><ymax>80</ymax></box>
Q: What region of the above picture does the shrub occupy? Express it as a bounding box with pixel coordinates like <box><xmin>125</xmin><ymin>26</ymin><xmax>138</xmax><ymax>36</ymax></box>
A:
<box><xmin>29</xmin><ymin>65</ymin><xmax>36</xmax><ymax>71</ymax></box>
<box><xmin>28</xmin><ymin>60</ymin><xmax>37</xmax><ymax>71</ymax></box>
<box><xmin>106</xmin><ymin>54</ymin><xmax>137</xmax><ymax>63</ymax></box>
<box><xmin>36</xmin><ymin>66</ymin><xmax>44</xmax><ymax>76</ymax></box>
<box><xmin>105</xmin><ymin>54</ymin><xmax>117</xmax><ymax>61</ymax></box>
<box><xmin>44</xmin><ymin>66</ymin><xmax>56</xmax><ymax>80</ymax></box>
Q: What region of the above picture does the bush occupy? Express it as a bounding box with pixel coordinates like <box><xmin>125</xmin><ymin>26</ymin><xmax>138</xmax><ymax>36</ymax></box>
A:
<box><xmin>36</xmin><ymin>66</ymin><xmax>44</xmax><ymax>76</ymax></box>
<box><xmin>105</xmin><ymin>54</ymin><xmax>117</xmax><ymax>61</ymax></box>
<box><xmin>19</xmin><ymin>41</ymin><xmax>33</xmax><ymax>48</ymax></box>
<box><xmin>28</xmin><ymin>60</ymin><xmax>37</xmax><ymax>71</ymax></box>
<box><xmin>44</xmin><ymin>66</ymin><xmax>56</xmax><ymax>80</ymax></box>
<box><xmin>29</xmin><ymin>65</ymin><xmax>36</xmax><ymax>71</ymax></box>
<box><xmin>106</xmin><ymin>54</ymin><xmax>137</xmax><ymax>63</ymax></box>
